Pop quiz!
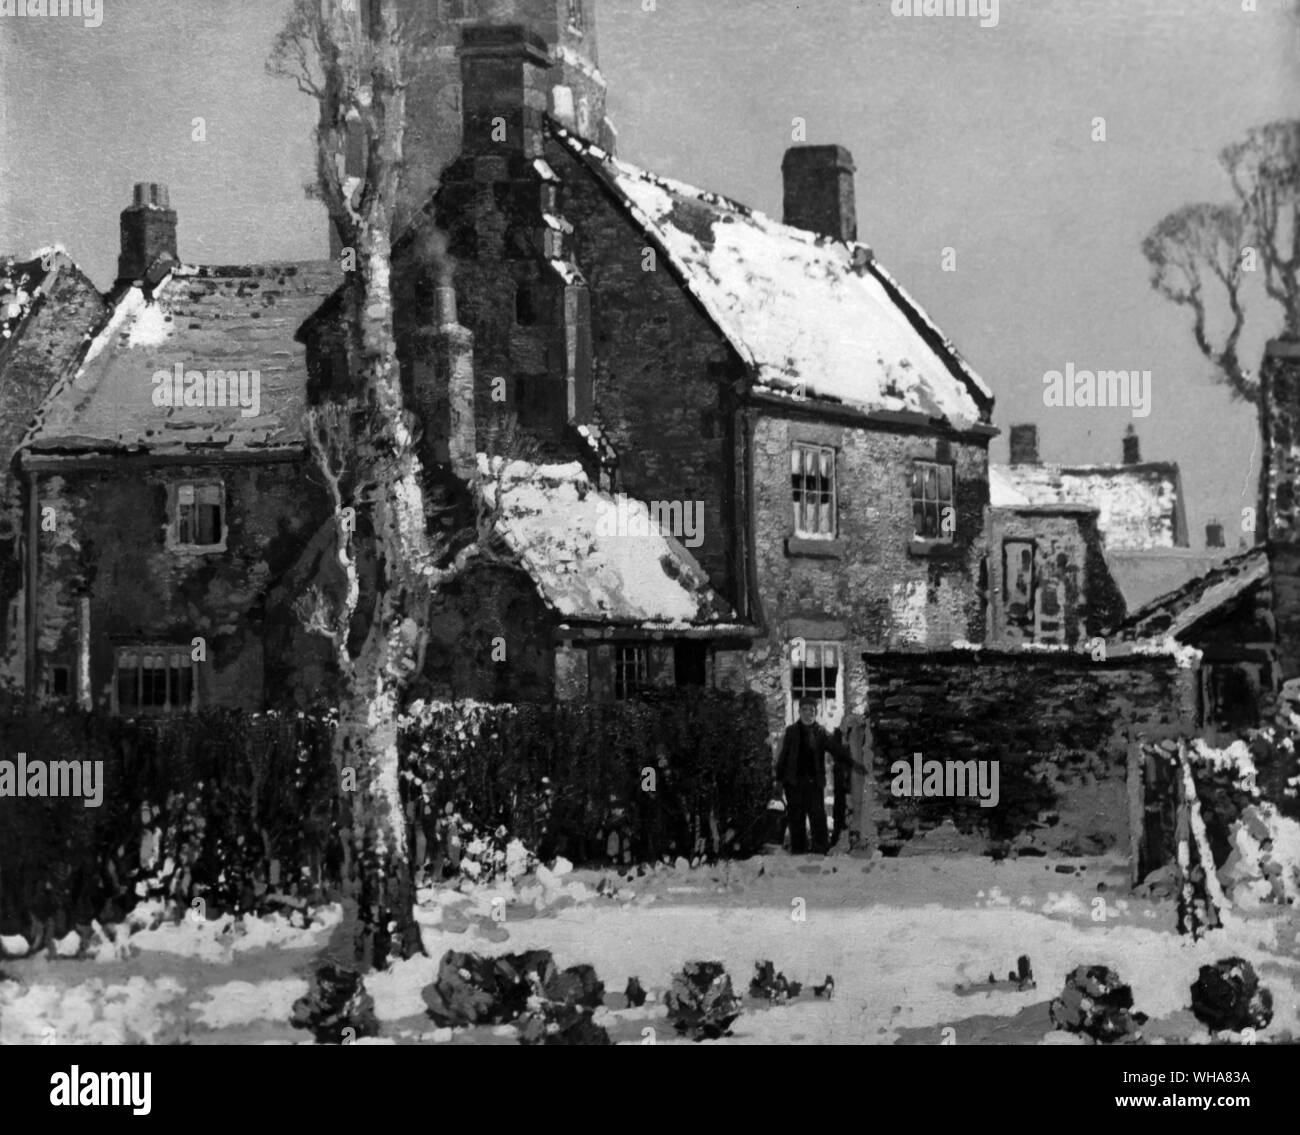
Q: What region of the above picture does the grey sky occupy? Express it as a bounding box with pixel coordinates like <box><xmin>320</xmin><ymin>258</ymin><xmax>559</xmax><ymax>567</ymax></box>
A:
<box><xmin>2</xmin><ymin>0</ymin><xmax>1296</xmax><ymax>546</ymax></box>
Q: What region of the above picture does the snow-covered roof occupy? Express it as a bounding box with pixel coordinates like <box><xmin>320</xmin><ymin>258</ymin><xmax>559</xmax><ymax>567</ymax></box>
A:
<box><xmin>1116</xmin><ymin>546</ymin><xmax>1269</xmax><ymax>643</ymax></box>
<box><xmin>22</xmin><ymin>261</ymin><xmax>342</xmax><ymax>457</ymax></box>
<box><xmin>554</xmin><ymin>127</ymin><xmax>992</xmax><ymax>430</ymax></box>
<box><xmin>990</xmin><ymin>461</ymin><xmax>1188</xmax><ymax>551</ymax></box>
<box><xmin>478</xmin><ymin>456</ymin><xmax>735</xmax><ymax>628</ymax></box>
<box><xmin>0</xmin><ymin>248</ymin><xmax>71</xmax><ymax>343</ymax></box>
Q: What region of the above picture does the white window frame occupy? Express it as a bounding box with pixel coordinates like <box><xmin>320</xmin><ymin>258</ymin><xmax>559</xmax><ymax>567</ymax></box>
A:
<box><xmin>787</xmin><ymin>640</ymin><xmax>844</xmax><ymax>728</ymax></box>
<box><xmin>911</xmin><ymin>459</ymin><xmax>955</xmax><ymax>542</ymax></box>
<box><xmin>112</xmin><ymin>644</ymin><xmax>197</xmax><ymax>716</ymax></box>
<box><xmin>791</xmin><ymin>443</ymin><xmax>837</xmax><ymax>539</ymax></box>
<box><xmin>169</xmin><ymin>480</ymin><xmax>227</xmax><ymax>553</ymax></box>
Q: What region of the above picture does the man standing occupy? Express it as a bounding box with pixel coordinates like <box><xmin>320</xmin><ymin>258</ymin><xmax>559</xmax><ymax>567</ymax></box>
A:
<box><xmin>775</xmin><ymin>697</ymin><xmax>842</xmax><ymax>855</ymax></box>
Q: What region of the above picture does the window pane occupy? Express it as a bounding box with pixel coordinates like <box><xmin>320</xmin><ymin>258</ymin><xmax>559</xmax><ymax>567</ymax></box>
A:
<box><xmin>118</xmin><ymin>664</ymin><xmax>135</xmax><ymax>711</ymax></box>
<box><xmin>924</xmin><ymin>464</ymin><xmax>938</xmax><ymax>502</ymax></box>
<box><xmin>938</xmin><ymin>465</ymin><xmax>953</xmax><ymax>502</ymax></box>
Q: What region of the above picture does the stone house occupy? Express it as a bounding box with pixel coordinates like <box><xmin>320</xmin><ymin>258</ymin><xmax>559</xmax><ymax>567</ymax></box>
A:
<box><xmin>8</xmin><ymin>183</ymin><xmax>340</xmax><ymax>713</ymax></box>
<box><xmin>309</xmin><ymin>18</ymin><xmax>999</xmax><ymax>736</ymax></box>
<box><xmin>1</xmin><ymin>2</ymin><xmax>1002</xmax><ymax>746</ymax></box>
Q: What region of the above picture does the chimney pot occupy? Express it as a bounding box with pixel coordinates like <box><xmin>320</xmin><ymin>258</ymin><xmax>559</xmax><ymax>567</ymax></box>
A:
<box><xmin>782</xmin><ymin>145</ymin><xmax>857</xmax><ymax>243</ymax></box>
<box><xmin>1122</xmin><ymin>425</ymin><xmax>1141</xmax><ymax>465</ymax></box>
<box><xmin>1009</xmin><ymin>423</ymin><xmax>1039</xmax><ymax>465</ymax></box>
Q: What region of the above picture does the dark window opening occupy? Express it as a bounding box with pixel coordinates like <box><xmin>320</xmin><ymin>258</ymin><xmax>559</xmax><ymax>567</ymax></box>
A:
<box><xmin>115</xmin><ymin>647</ymin><xmax>195</xmax><ymax>716</ymax></box>
<box><xmin>515</xmin><ymin>282</ymin><xmax>539</xmax><ymax>326</ymax></box>
<box><xmin>674</xmin><ymin>642</ymin><xmax>707</xmax><ymax>687</ymax></box>
<box><xmin>46</xmin><ymin>665</ymin><xmax>70</xmax><ymax>699</ymax></box>
<box><xmin>1003</xmin><ymin>540</ymin><xmax>1036</xmax><ymax>634</ymax></box>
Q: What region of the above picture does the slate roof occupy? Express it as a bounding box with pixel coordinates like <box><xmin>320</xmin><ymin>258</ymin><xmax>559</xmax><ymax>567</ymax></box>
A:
<box><xmin>554</xmin><ymin>127</ymin><xmax>993</xmax><ymax>431</ymax></box>
<box><xmin>990</xmin><ymin>461</ymin><xmax>1188</xmax><ymax>551</ymax></box>
<box><xmin>478</xmin><ymin>456</ymin><xmax>737</xmax><ymax>628</ymax></box>
<box><xmin>1115</xmin><ymin>546</ymin><xmax>1269</xmax><ymax>643</ymax></box>
<box><xmin>21</xmin><ymin>261</ymin><xmax>342</xmax><ymax>458</ymax></box>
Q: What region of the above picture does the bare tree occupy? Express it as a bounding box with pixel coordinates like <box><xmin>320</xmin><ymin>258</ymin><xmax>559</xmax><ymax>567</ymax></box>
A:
<box><xmin>269</xmin><ymin>0</ymin><xmax>502</xmax><ymax>973</ymax></box>
<box><xmin>1142</xmin><ymin>120</ymin><xmax>1300</xmax><ymax>405</ymax></box>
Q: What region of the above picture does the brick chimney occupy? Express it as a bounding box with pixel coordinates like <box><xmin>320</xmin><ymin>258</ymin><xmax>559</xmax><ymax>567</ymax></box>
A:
<box><xmin>1205</xmin><ymin>519</ymin><xmax>1225</xmax><ymax>549</ymax></box>
<box><xmin>459</xmin><ymin>25</ymin><xmax>552</xmax><ymax>160</ymax></box>
<box><xmin>782</xmin><ymin>145</ymin><xmax>857</xmax><ymax>243</ymax></box>
<box><xmin>1122</xmin><ymin>425</ymin><xmax>1141</xmax><ymax>465</ymax></box>
<box><xmin>1009</xmin><ymin>423</ymin><xmax>1039</xmax><ymax>465</ymax></box>
<box><xmin>117</xmin><ymin>182</ymin><xmax>177</xmax><ymax>284</ymax></box>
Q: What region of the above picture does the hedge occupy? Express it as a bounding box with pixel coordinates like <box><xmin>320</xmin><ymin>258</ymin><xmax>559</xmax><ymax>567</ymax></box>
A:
<box><xmin>0</xmin><ymin>690</ymin><xmax>770</xmax><ymax>938</ymax></box>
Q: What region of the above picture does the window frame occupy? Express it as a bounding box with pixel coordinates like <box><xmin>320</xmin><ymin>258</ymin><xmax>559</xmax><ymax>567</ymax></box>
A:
<box><xmin>911</xmin><ymin>459</ymin><xmax>956</xmax><ymax>543</ymax></box>
<box><xmin>614</xmin><ymin>644</ymin><xmax>649</xmax><ymax>700</ymax></box>
<box><xmin>112</xmin><ymin>644</ymin><xmax>197</xmax><ymax>717</ymax></box>
<box><xmin>790</xmin><ymin>443</ymin><xmax>838</xmax><ymax>540</ymax></box>
<box><xmin>168</xmin><ymin>480</ymin><xmax>227</xmax><ymax>553</ymax></box>
<box><xmin>787</xmin><ymin>639</ymin><xmax>844</xmax><ymax>727</ymax></box>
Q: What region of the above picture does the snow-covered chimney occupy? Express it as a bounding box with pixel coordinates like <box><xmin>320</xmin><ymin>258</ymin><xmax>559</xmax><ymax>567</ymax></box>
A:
<box><xmin>117</xmin><ymin>182</ymin><xmax>177</xmax><ymax>284</ymax></box>
<box><xmin>782</xmin><ymin>145</ymin><xmax>857</xmax><ymax>243</ymax></box>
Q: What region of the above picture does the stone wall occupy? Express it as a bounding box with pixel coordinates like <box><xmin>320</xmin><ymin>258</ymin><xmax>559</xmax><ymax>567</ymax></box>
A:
<box><xmin>986</xmin><ymin>505</ymin><xmax>1124</xmax><ymax>647</ymax></box>
<box><xmin>862</xmin><ymin>649</ymin><xmax>1198</xmax><ymax>856</ymax></box>
<box><xmin>744</xmin><ymin>410</ymin><xmax>991</xmax><ymax>742</ymax></box>
<box><xmin>553</xmin><ymin>138</ymin><xmax>745</xmax><ymax>600</ymax></box>
<box><xmin>0</xmin><ymin>258</ymin><xmax>107</xmax><ymax>686</ymax></box>
<box><xmin>31</xmin><ymin>457</ymin><xmax>328</xmax><ymax>712</ymax></box>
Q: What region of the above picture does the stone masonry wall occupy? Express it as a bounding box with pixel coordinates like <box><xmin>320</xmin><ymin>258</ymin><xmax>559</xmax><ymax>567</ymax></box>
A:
<box><xmin>863</xmin><ymin>650</ymin><xmax>1198</xmax><ymax>856</ymax></box>
<box><xmin>33</xmin><ymin>459</ymin><xmax>328</xmax><ymax>712</ymax></box>
<box><xmin>745</xmin><ymin>411</ymin><xmax>990</xmax><ymax>744</ymax></box>
<box><xmin>553</xmin><ymin>138</ymin><xmax>745</xmax><ymax>600</ymax></box>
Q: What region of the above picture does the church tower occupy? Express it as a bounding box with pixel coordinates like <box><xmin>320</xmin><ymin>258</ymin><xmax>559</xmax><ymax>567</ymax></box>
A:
<box><xmin>334</xmin><ymin>0</ymin><xmax>613</xmax><ymax>244</ymax></box>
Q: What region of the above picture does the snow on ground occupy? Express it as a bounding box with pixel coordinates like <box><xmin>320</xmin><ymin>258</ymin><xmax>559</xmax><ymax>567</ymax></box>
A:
<box><xmin>3</xmin><ymin>856</ymin><xmax>1298</xmax><ymax>1045</ymax></box>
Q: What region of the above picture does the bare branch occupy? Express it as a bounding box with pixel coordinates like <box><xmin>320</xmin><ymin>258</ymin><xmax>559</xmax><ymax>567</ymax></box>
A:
<box><xmin>1142</xmin><ymin>201</ymin><xmax>1255</xmax><ymax>402</ymax></box>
